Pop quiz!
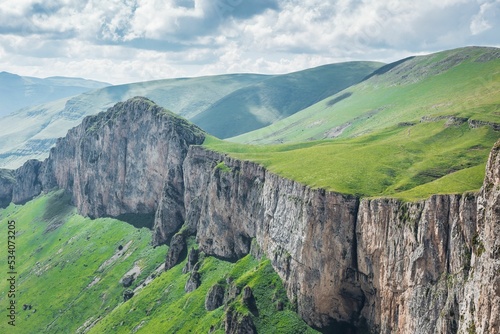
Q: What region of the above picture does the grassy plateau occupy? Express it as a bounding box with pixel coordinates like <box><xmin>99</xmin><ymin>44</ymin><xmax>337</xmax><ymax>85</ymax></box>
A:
<box><xmin>210</xmin><ymin>47</ymin><xmax>500</xmax><ymax>200</ymax></box>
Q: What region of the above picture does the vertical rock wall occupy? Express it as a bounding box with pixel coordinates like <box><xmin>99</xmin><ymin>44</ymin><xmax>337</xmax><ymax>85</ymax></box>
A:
<box><xmin>0</xmin><ymin>98</ymin><xmax>498</xmax><ymax>333</ymax></box>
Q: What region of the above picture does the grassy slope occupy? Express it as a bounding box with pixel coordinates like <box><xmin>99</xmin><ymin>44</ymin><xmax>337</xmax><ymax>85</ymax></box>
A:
<box><xmin>0</xmin><ymin>192</ymin><xmax>317</xmax><ymax>333</ymax></box>
<box><xmin>209</xmin><ymin>47</ymin><xmax>500</xmax><ymax>200</ymax></box>
<box><xmin>192</xmin><ymin>61</ymin><xmax>384</xmax><ymax>139</ymax></box>
<box><xmin>204</xmin><ymin>120</ymin><xmax>498</xmax><ymax>200</ymax></box>
<box><xmin>231</xmin><ymin>47</ymin><xmax>499</xmax><ymax>144</ymax></box>
<box><xmin>0</xmin><ymin>74</ymin><xmax>267</xmax><ymax>169</ymax></box>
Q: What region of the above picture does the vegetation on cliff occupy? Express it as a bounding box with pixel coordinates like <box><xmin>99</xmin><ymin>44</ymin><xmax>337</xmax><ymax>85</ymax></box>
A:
<box><xmin>0</xmin><ymin>192</ymin><xmax>317</xmax><ymax>333</ymax></box>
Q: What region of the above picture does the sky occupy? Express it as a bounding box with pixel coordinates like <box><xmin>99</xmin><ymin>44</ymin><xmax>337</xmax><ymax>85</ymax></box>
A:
<box><xmin>0</xmin><ymin>0</ymin><xmax>498</xmax><ymax>84</ymax></box>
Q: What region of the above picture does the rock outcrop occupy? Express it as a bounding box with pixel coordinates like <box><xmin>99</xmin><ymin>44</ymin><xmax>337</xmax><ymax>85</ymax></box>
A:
<box><xmin>1</xmin><ymin>97</ymin><xmax>205</xmax><ymax>244</ymax></box>
<box><xmin>183</xmin><ymin>248</ymin><xmax>199</xmax><ymax>274</ymax></box>
<box><xmin>205</xmin><ymin>284</ymin><xmax>225</xmax><ymax>311</ymax></box>
<box><xmin>1</xmin><ymin>98</ymin><xmax>499</xmax><ymax>333</ymax></box>
<box><xmin>165</xmin><ymin>234</ymin><xmax>187</xmax><ymax>270</ymax></box>
<box><xmin>225</xmin><ymin>308</ymin><xmax>257</xmax><ymax>334</ymax></box>
<box><xmin>0</xmin><ymin>169</ymin><xmax>14</xmax><ymax>208</ymax></box>
<box><xmin>185</xmin><ymin>270</ymin><xmax>201</xmax><ymax>293</ymax></box>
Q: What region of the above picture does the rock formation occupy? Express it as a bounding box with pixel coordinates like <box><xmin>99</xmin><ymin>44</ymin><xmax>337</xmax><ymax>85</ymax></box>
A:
<box><xmin>205</xmin><ymin>284</ymin><xmax>225</xmax><ymax>311</ymax></box>
<box><xmin>0</xmin><ymin>97</ymin><xmax>498</xmax><ymax>333</ymax></box>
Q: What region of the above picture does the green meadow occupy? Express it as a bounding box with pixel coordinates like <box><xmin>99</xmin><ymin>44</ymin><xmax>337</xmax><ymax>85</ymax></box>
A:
<box><xmin>204</xmin><ymin>120</ymin><xmax>499</xmax><ymax>201</ymax></box>
<box><xmin>212</xmin><ymin>47</ymin><xmax>500</xmax><ymax>200</ymax></box>
<box><xmin>0</xmin><ymin>192</ymin><xmax>316</xmax><ymax>333</ymax></box>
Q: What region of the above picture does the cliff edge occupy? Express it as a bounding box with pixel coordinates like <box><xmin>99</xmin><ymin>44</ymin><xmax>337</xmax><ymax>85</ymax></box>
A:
<box><xmin>0</xmin><ymin>98</ymin><xmax>498</xmax><ymax>333</ymax></box>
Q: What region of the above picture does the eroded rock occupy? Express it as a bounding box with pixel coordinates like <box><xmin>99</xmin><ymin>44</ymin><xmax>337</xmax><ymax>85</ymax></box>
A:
<box><xmin>205</xmin><ymin>284</ymin><xmax>225</xmax><ymax>311</ymax></box>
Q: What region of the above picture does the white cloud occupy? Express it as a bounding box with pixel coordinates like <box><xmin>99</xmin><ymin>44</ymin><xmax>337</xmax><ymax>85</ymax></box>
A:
<box><xmin>0</xmin><ymin>0</ymin><xmax>497</xmax><ymax>83</ymax></box>
<box><xmin>470</xmin><ymin>0</ymin><xmax>499</xmax><ymax>35</ymax></box>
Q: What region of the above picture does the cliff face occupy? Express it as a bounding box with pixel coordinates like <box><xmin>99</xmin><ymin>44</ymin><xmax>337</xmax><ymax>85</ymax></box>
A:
<box><xmin>356</xmin><ymin>195</ymin><xmax>477</xmax><ymax>333</ymax></box>
<box><xmin>461</xmin><ymin>141</ymin><xmax>500</xmax><ymax>333</ymax></box>
<box><xmin>184</xmin><ymin>147</ymin><xmax>361</xmax><ymax>329</ymax></box>
<box><xmin>4</xmin><ymin>97</ymin><xmax>206</xmax><ymax>244</ymax></box>
<box><xmin>183</xmin><ymin>145</ymin><xmax>500</xmax><ymax>333</ymax></box>
<box><xmin>0</xmin><ymin>98</ymin><xmax>498</xmax><ymax>333</ymax></box>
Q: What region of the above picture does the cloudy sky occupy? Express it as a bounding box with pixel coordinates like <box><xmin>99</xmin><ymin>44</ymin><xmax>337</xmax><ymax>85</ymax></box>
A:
<box><xmin>0</xmin><ymin>0</ymin><xmax>498</xmax><ymax>84</ymax></box>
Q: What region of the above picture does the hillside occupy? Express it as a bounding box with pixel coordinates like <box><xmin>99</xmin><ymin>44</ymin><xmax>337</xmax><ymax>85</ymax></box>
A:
<box><xmin>0</xmin><ymin>192</ymin><xmax>317</xmax><ymax>334</ymax></box>
<box><xmin>213</xmin><ymin>47</ymin><xmax>500</xmax><ymax>199</ymax></box>
<box><xmin>192</xmin><ymin>61</ymin><xmax>383</xmax><ymax>138</ymax></box>
<box><xmin>0</xmin><ymin>74</ymin><xmax>267</xmax><ymax>169</ymax></box>
<box><xmin>0</xmin><ymin>72</ymin><xmax>110</xmax><ymax>117</ymax></box>
<box><xmin>231</xmin><ymin>47</ymin><xmax>500</xmax><ymax>144</ymax></box>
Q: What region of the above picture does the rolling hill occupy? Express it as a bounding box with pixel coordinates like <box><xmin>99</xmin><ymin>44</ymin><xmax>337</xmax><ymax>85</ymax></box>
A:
<box><xmin>0</xmin><ymin>62</ymin><xmax>382</xmax><ymax>169</ymax></box>
<box><xmin>192</xmin><ymin>61</ymin><xmax>383</xmax><ymax>138</ymax></box>
<box><xmin>207</xmin><ymin>47</ymin><xmax>500</xmax><ymax>200</ymax></box>
<box><xmin>0</xmin><ymin>72</ymin><xmax>110</xmax><ymax>117</ymax></box>
<box><xmin>230</xmin><ymin>46</ymin><xmax>500</xmax><ymax>144</ymax></box>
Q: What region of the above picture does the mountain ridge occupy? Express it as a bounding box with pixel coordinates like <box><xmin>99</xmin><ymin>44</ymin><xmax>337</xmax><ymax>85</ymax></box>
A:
<box><xmin>0</xmin><ymin>62</ymin><xmax>381</xmax><ymax>169</ymax></box>
<box><xmin>0</xmin><ymin>97</ymin><xmax>499</xmax><ymax>333</ymax></box>
<box><xmin>231</xmin><ymin>46</ymin><xmax>500</xmax><ymax>144</ymax></box>
<box><xmin>0</xmin><ymin>71</ymin><xmax>110</xmax><ymax>117</ymax></box>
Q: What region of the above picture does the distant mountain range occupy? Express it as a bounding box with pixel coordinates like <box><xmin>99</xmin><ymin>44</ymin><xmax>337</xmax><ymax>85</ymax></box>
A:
<box><xmin>0</xmin><ymin>62</ymin><xmax>381</xmax><ymax>168</ymax></box>
<box><xmin>230</xmin><ymin>46</ymin><xmax>500</xmax><ymax>145</ymax></box>
<box><xmin>0</xmin><ymin>72</ymin><xmax>110</xmax><ymax>117</ymax></box>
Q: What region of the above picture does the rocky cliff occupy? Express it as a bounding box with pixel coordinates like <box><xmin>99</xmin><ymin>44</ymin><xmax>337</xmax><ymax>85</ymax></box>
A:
<box><xmin>3</xmin><ymin>97</ymin><xmax>206</xmax><ymax>244</ymax></box>
<box><xmin>1</xmin><ymin>98</ymin><xmax>498</xmax><ymax>333</ymax></box>
<box><xmin>183</xmin><ymin>145</ymin><xmax>499</xmax><ymax>334</ymax></box>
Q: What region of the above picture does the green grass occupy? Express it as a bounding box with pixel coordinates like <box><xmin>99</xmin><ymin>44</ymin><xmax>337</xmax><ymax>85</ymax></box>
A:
<box><xmin>0</xmin><ymin>192</ymin><xmax>317</xmax><ymax>333</ymax></box>
<box><xmin>204</xmin><ymin>119</ymin><xmax>499</xmax><ymax>200</ymax></box>
<box><xmin>209</xmin><ymin>47</ymin><xmax>500</xmax><ymax>201</ymax></box>
<box><xmin>231</xmin><ymin>47</ymin><xmax>500</xmax><ymax>144</ymax></box>
<box><xmin>192</xmin><ymin>61</ymin><xmax>383</xmax><ymax>138</ymax></box>
<box><xmin>0</xmin><ymin>191</ymin><xmax>167</xmax><ymax>334</ymax></box>
<box><xmin>89</xmin><ymin>249</ymin><xmax>318</xmax><ymax>334</ymax></box>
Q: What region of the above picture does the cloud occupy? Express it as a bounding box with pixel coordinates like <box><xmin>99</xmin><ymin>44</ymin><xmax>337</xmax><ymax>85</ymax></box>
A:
<box><xmin>0</xmin><ymin>0</ymin><xmax>497</xmax><ymax>84</ymax></box>
<box><xmin>470</xmin><ymin>0</ymin><xmax>499</xmax><ymax>35</ymax></box>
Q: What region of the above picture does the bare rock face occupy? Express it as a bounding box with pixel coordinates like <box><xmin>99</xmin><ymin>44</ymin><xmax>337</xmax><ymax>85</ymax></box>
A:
<box><xmin>12</xmin><ymin>159</ymin><xmax>43</xmax><ymax>204</ymax></box>
<box><xmin>183</xmin><ymin>141</ymin><xmax>500</xmax><ymax>333</ymax></box>
<box><xmin>0</xmin><ymin>169</ymin><xmax>15</xmax><ymax>208</ymax></box>
<box><xmin>225</xmin><ymin>308</ymin><xmax>257</xmax><ymax>334</ymax></box>
<box><xmin>185</xmin><ymin>271</ymin><xmax>201</xmax><ymax>293</ymax></box>
<box><xmin>183</xmin><ymin>248</ymin><xmax>199</xmax><ymax>274</ymax></box>
<box><xmin>461</xmin><ymin>140</ymin><xmax>500</xmax><ymax>334</ymax></box>
<box><xmin>356</xmin><ymin>194</ymin><xmax>477</xmax><ymax>333</ymax></box>
<box><xmin>165</xmin><ymin>234</ymin><xmax>186</xmax><ymax>271</ymax></box>
<box><xmin>42</xmin><ymin>97</ymin><xmax>205</xmax><ymax>244</ymax></box>
<box><xmin>184</xmin><ymin>146</ymin><xmax>361</xmax><ymax>328</ymax></box>
<box><xmin>205</xmin><ymin>284</ymin><xmax>225</xmax><ymax>311</ymax></box>
<box><xmin>3</xmin><ymin>97</ymin><xmax>205</xmax><ymax>245</ymax></box>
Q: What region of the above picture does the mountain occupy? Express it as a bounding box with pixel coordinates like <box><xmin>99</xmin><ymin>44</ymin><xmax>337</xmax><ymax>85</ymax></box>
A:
<box><xmin>0</xmin><ymin>74</ymin><xmax>267</xmax><ymax>169</ymax></box>
<box><xmin>211</xmin><ymin>47</ymin><xmax>500</xmax><ymax>200</ymax></box>
<box><xmin>191</xmin><ymin>61</ymin><xmax>383</xmax><ymax>138</ymax></box>
<box><xmin>230</xmin><ymin>46</ymin><xmax>500</xmax><ymax>144</ymax></box>
<box><xmin>0</xmin><ymin>62</ymin><xmax>382</xmax><ymax>169</ymax></box>
<box><xmin>0</xmin><ymin>97</ymin><xmax>499</xmax><ymax>333</ymax></box>
<box><xmin>0</xmin><ymin>72</ymin><xmax>110</xmax><ymax>117</ymax></box>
